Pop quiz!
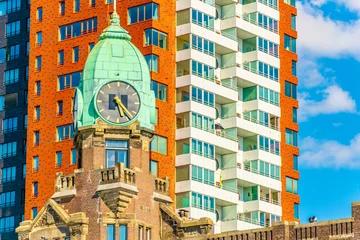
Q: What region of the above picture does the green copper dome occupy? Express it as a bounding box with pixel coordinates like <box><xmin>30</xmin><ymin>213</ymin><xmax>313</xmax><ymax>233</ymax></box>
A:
<box><xmin>74</xmin><ymin>12</ymin><xmax>156</xmax><ymax>130</ymax></box>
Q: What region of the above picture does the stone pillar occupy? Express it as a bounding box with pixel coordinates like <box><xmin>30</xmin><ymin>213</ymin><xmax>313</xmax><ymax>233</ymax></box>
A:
<box><xmin>352</xmin><ymin>201</ymin><xmax>360</xmax><ymax>238</ymax></box>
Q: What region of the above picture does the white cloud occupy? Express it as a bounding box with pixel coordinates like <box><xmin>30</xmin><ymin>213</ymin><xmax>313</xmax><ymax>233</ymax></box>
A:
<box><xmin>298</xmin><ymin>56</ymin><xmax>335</xmax><ymax>88</ymax></box>
<box><xmin>300</xmin><ymin>134</ymin><xmax>360</xmax><ymax>168</ymax></box>
<box><xmin>297</xmin><ymin>2</ymin><xmax>360</xmax><ymax>59</ymax></box>
<box><xmin>298</xmin><ymin>85</ymin><xmax>356</xmax><ymax>121</ymax></box>
<box><xmin>332</xmin><ymin>122</ymin><xmax>342</xmax><ymax>127</ymax></box>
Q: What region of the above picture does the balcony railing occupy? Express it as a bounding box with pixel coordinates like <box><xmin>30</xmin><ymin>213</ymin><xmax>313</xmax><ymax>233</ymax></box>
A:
<box><xmin>260</xmin><ymin>196</ymin><xmax>280</xmax><ymax>206</ymax></box>
<box><xmin>242</xmin><ymin>15</ymin><xmax>278</xmax><ymax>34</ymax></box>
<box><xmin>216</xmin><ymin>183</ymin><xmax>239</xmax><ymax>194</ymax></box>
<box><xmin>154</xmin><ymin>177</ymin><xmax>170</xmax><ymax>195</ymax></box>
<box><xmin>243</xmin><ymin>115</ymin><xmax>279</xmax><ymax>131</ymax></box>
<box><xmin>237</xmin><ymin>214</ymin><xmax>269</xmax><ymax>227</ymax></box>
<box><xmin>244</xmin><ymin>165</ymin><xmax>280</xmax><ymax>181</ymax></box>
<box><xmin>191</xmin><ymin>149</ymin><xmax>214</xmax><ymax>160</ymax></box>
<box><xmin>55</xmin><ymin>173</ymin><xmax>75</xmax><ymax>192</ymax></box>
<box><xmin>258</xmin><ymin>0</ymin><xmax>278</xmax><ymax>10</ymax></box>
<box><xmin>258</xmin><ymin>46</ymin><xmax>279</xmax><ymax>58</ymax></box>
<box><xmin>100</xmin><ymin>162</ymin><xmax>136</xmax><ymax>185</ymax></box>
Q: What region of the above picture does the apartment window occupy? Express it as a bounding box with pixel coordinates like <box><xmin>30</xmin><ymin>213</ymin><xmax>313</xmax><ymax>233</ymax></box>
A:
<box><xmin>59</xmin><ymin>18</ymin><xmax>98</xmax><ymax>40</ymax></box>
<box><xmin>107</xmin><ymin>225</ymin><xmax>115</xmax><ymax>240</ymax></box>
<box><xmin>56</xmin><ymin>151</ymin><xmax>62</xmax><ymax>167</ymax></box>
<box><xmin>4</xmin><ymin>68</ymin><xmax>19</xmax><ymax>85</ymax></box>
<box><xmin>37</xmin><ymin>7</ymin><xmax>43</xmax><ymax>21</ymax></box>
<box><xmin>105</xmin><ymin>140</ymin><xmax>129</xmax><ymax>168</ymax></box>
<box><xmin>57</xmin><ymin>124</ymin><xmax>74</xmax><ymax>141</ymax></box>
<box><xmin>292</xmin><ymin>108</ymin><xmax>297</xmax><ymax>123</ymax></box>
<box><xmin>71</xmin><ymin>149</ymin><xmax>77</xmax><ymax>165</ymax></box>
<box><xmin>22</xmin><ymin>164</ymin><xmax>26</xmax><ymax>179</ymax></box>
<box><xmin>191</xmin><ymin>9</ymin><xmax>215</xmax><ymax>30</ymax></box>
<box><xmin>150</xmin><ymin>80</ymin><xmax>167</xmax><ymax>101</ymax></box>
<box><xmin>23</xmin><ymin>115</ymin><xmax>28</xmax><ymax>129</ymax></box>
<box><xmin>24</xmin><ymin>90</ymin><xmax>28</xmax><ymax>105</ymax></box>
<box><xmin>0</xmin><ymin>141</ymin><xmax>17</xmax><ymax>158</ymax></box>
<box><xmin>34</xmin><ymin>106</ymin><xmax>40</xmax><ymax>120</ymax></box>
<box><xmin>284</xmin><ymin>34</ymin><xmax>296</xmax><ymax>53</ymax></box>
<box><xmin>3</xmin><ymin>117</ymin><xmax>18</xmax><ymax>133</ymax></box>
<box><xmin>259</xmin><ymin>136</ymin><xmax>280</xmax><ymax>155</ymax></box>
<box><xmin>25</xmin><ymin>65</ymin><xmax>29</xmax><ymax>80</ymax></box>
<box><xmin>0</xmin><ymin>48</ymin><xmax>5</xmax><ymax>63</ymax></box>
<box><xmin>191</xmin><ymin>192</ymin><xmax>215</xmax><ymax>212</ymax></box>
<box><xmin>0</xmin><ymin>2</ymin><xmax>5</xmax><ymax>16</ymax></box>
<box><xmin>144</xmin><ymin>54</ymin><xmax>158</xmax><ymax>72</ymax></box>
<box><xmin>21</xmin><ymin>214</ymin><xmax>24</xmax><ymax>222</ymax></box>
<box><xmin>31</xmin><ymin>207</ymin><xmax>38</xmax><ymax>219</ymax></box>
<box><xmin>191</xmin><ymin>139</ymin><xmax>215</xmax><ymax>159</ymax></box>
<box><xmin>58</xmin><ymin>72</ymin><xmax>81</xmax><ymax>90</ymax></box>
<box><xmin>138</xmin><ymin>226</ymin><xmax>144</xmax><ymax>240</ymax></box>
<box><xmin>128</xmin><ymin>3</ymin><xmax>159</xmax><ymax>24</ymax></box>
<box><xmin>74</xmin><ymin>0</ymin><xmax>80</xmax><ymax>12</ymax></box>
<box><xmin>0</xmin><ymin>93</ymin><xmax>18</xmax><ymax>110</ymax></box>
<box><xmin>57</xmin><ymin>101</ymin><xmax>63</xmax><ymax>116</ymax></box>
<box><xmin>150</xmin><ymin>160</ymin><xmax>158</xmax><ymax>177</ymax></box>
<box><xmin>191</xmin><ymin>35</ymin><xmax>214</xmax><ymax>56</ymax></box>
<box><xmin>151</xmin><ymin>135</ymin><xmax>167</xmax><ymax>155</ymax></box>
<box><xmin>292</xmin><ymin>60</ymin><xmax>297</xmax><ymax>76</ymax></box>
<box><xmin>90</xmin><ymin>0</ymin><xmax>96</xmax><ymax>7</ymax></box>
<box><xmin>58</xmin><ymin>50</ymin><xmax>64</xmax><ymax>65</ymax></box>
<box><xmin>35</xmin><ymin>56</ymin><xmax>42</xmax><ymax>71</ymax></box>
<box><xmin>286</xmin><ymin>177</ymin><xmax>298</xmax><ymax>194</ymax></box>
<box><xmin>258</xmin><ymin>37</ymin><xmax>279</xmax><ymax>58</ymax></box>
<box><xmin>33</xmin><ymin>131</ymin><xmax>40</xmax><ymax>146</ymax></box>
<box><xmin>146</xmin><ymin>228</ymin><xmax>151</xmax><ymax>240</ymax></box>
<box><xmin>144</xmin><ymin>28</ymin><xmax>167</xmax><ymax>49</ymax></box>
<box><xmin>293</xmin><ymin>155</ymin><xmax>298</xmax><ymax>171</ymax></box>
<box><xmin>33</xmin><ymin>156</ymin><xmax>39</xmax><ymax>171</ymax></box>
<box><xmin>35</xmin><ymin>81</ymin><xmax>41</xmax><ymax>96</ymax></box>
<box><xmin>191</xmin><ymin>60</ymin><xmax>215</xmax><ymax>80</ymax></box>
<box><xmin>286</xmin><ymin>129</ymin><xmax>298</xmax><ymax>147</ymax></box>
<box><xmin>6</xmin><ymin>20</ymin><xmax>20</xmax><ymax>37</ymax></box>
<box><xmin>6</xmin><ymin>0</ymin><xmax>21</xmax><ymax>13</ymax></box>
<box><xmin>26</xmin><ymin>17</ymin><xmax>30</xmax><ymax>31</ymax></box>
<box><xmin>0</xmin><ymin>216</ymin><xmax>15</xmax><ymax>233</ymax></box>
<box><xmin>26</xmin><ymin>41</ymin><xmax>30</xmax><ymax>55</ymax></box>
<box><xmin>7</xmin><ymin>44</ymin><xmax>20</xmax><ymax>61</ymax></box>
<box><xmin>294</xmin><ymin>203</ymin><xmax>299</xmax><ymax>219</ymax></box>
<box><xmin>36</xmin><ymin>32</ymin><xmax>42</xmax><ymax>46</ymax></box>
<box><xmin>119</xmin><ymin>225</ymin><xmax>128</xmax><ymax>240</ymax></box>
<box><xmin>89</xmin><ymin>42</ymin><xmax>94</xmax><ymax>52</ymax></box>
<box><xmin>284</xmin><ymin>0</ymin><xmax>296</xmax><ymax>7</ymax></box>
<box><xmin>255</xmin><ymin>13</ymin><xmax>278</xmax><ymax>33</ymax></box>
<box><xmin>73</xmin><ymin>46</ymin><xmax>79</xmax><ymax>62</ymax></box>
<box><xmin>107</xmin><ymin>0</ymin><xmax>114</xmax><ymax>3</ymax></box>
<box><xmin>191</xmin><ymin>86</ymin><xmax>215</xmax><ymax>107</ymax></box>
<box><xmin>285</xmin><ymin>81</ymin><xmax>297</xmax><ymax>99</ymax></box>
<box><xmin>0</xmin><ymin>191</ymin><xmax>15</xmax><ymax>207</ymax></box>
<box><xmin>59</xmin><ymin>1</ymin><xmax>65</xmax><ymax>15</ymax></box>
<box><xmin>1</xmin><ymin>166</ymin><xmax>16</xmax><ymax>183</ymax></box>
<box><xmin>33</xmin><ymin>182</ymin><xmax>38</xmax><ymax>196</ymax></box>
<box><xmin>291</xmin><ymin>14</ymin><xmax>296</xmax><ymax>30</ymax></box>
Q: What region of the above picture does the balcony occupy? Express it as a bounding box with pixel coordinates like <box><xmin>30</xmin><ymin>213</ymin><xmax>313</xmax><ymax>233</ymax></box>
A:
<box><xmin>52</xmin><ymin>173</ymin><xmax>76</xmax><ymax>199</ymax></box>
<box><xmin>154</xmin><ymin>177</ymin><xmax>173</xmax><ymax>203</ymax></box>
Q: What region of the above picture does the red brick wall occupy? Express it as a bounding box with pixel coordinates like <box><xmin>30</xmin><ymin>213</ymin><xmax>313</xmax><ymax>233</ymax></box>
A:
<box><xmin>25</xmin><ymin>0</ymin><xmax>176</xmax><ymax>219</ymax></box>
<box><xmin>279</xmin><ymin>1</ymin><xmax>300</xmax><ymax>221</ymax></box>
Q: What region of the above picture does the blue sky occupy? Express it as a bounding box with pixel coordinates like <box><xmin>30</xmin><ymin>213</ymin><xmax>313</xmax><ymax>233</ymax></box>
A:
<box><xmin>297</xmin><ymin>0</ymin><xmax>360</xmax><ymax>222</ymax></box>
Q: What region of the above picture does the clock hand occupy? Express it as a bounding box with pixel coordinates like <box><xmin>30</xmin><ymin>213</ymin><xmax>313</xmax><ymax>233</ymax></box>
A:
<box><xmin>118</xmin><ymin>101</ymin><xmax>133</xmax><ymax>119</ymax></box>
<box><xmin>113</xmin><ymin>96</ymin><xmax>124</xmax><ymax>117</ymax></box>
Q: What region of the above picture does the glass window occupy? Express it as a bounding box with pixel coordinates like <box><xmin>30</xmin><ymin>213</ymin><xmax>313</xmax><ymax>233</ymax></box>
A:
<box><xmin>144</xmin><ymin>28</ymin><xmax>167</xmax><ymax>49</ymax></box>
<box><xmin>31</xmin><ymin>207</ymin><xmax>38</xmax><ymax>219</ymax></box>
<box><xmin>150</xmin><ymin>135</ymin><xmax>167</xmax><ymax>155</ymax></box>
<box><xmin>0</xmin><ymin>48</ymin><xmax>5</xmax><ymax>63</ymax></box>
<box><xmin>107</xmin><ymin>224</ymin><xmax>115</xmax><ymax>240</ymax></box>
<box><xmin>144</xmin><ymin>54</ymin><xmax>158</xmax><ymax>72</ymax></box>
<box><xmin>33</xmin><ymin>156</ymin><xmax>39</xmax><ymax>171</ymax></box>
<box><xmin>286</xmin><ymin>129</ymin><xmax>298</xmax><ymax>147</ymax></box>
<box><xmin>71</xmin><ymin>149</ymin><xmax>77</xmax><ymax>165</ymax></box>
<box><xmin>7</xmin><ymin>44</ymin><xmax>20</xmax><ymax>61</ymax></box>
<box><xmin>0</xmin><ymin>1</ymin><xmax>6</xmax><ymax>16</ymax></box>
<box><xmin>292</xmin><ymin>60</ymin><xmax>297</xmax><ymax>76</ymax></box>
<box><xmin>128</xmin><ymin>3</ymin><xmax>158</xmax><ymax>24</ymax></box>
<box><xmin>58</xmin><ymin>72</ymin><xmax>81</xmax><ymax>90</ymax></box>
<box><xmin>4</xmin><ymin>68</ymin><xmax>19</xmax><ymax>85</ymax></box>
<box><xmin>58</xmin><ymin>50</ymin><xmax>64</xmax><ymax>65</ymax></box>
<box><xmin>105</xmin><ymin>140</ymin><xmax>129</xmax><ymax>168</ymax></box>
<box><xmin>285</xmin><ymin>0</ymin><xmax>296</xmax><ymax>7</ymax></box>
<box><xmin>36</xmin><ymin>32</ymin><xmax>42</xmax><ymax>46</ymax></box>
<box><xmin>286</xmin><ymin>177</ymin><xmax>298</xmax><ymax>194</ymax></box>
<box><xmin>294</xmin><ymin>203</ymin><xmax>299</xmax><ymax>219</ymax></box>
<box><xmin>1</xmin><ymin>166</ymin><xmax>16</xmax><ymax>183</ymax></box>
<box><xmin>57</xmin><ymin>100</ymin><xmax>63</xmax><ymax>116</ymax></box>
<box><xmin>33</xmin><ymin>182</ymin><xmax>38</xmax><ymax>196</ymax></box>
<box><xmin>56</xmin><ymin>151</ymin><xmax>62</xmax><ymax>167</ymax></box>
<box><xmin>150</xmin><ymin>160</ymin><xmax>158</xmax><ymax>177</ymax></box>
<box><xmin>284</xmin><ymin>34</ymin><xmax>296</xmax><ymax>53</ymax></box>
<box><xmin>60</xmin><ymin>1</ymin><xmax>65</xmax><ymax>15</ymax></box>
<box><xmin>74</xmin><ymin>0</ymin><xmax>80</xmax><ymax>12</ymax></box>
<box><xmin>285</xmin><ymin>81</ymin><xmax>297</xmax><ymax>99</ymax></box>
<box><xmin>0</xmin><ymin>216</ymin><xmax>15</xmax><ymax>233</ymax></box>
<box><xmin>150</xmin><ymin>80</ymin><xmax>167</xmax><ymax>101</ymax></box>
<box><xmin>0</xmin><ymin>141</ymin><xmax>17</xmax><ymax>158</ymax></box>
<box><xmin>89</xmin><ymin>42</ymin><xmax>95</xmax><ymax>52</ymax></box>
<box><xmin>57</xmin><ymin>124</ymin><xmax>74</xmax><ymax>141</ymax></box>
<box><xmin>293</xmin><ymin>155</ymin><xmax>298</xmax><ymax>171</ymax></box>
<box><xmin>291</xmin><ymin>14</ymin><xmax>296</xmax><ymax>30</ymax></box>
<box><xmin>0</xmin><ymin>191</ymin><xmax>15</xmax><ymax>208</ymax></box>
<box><xmin>7</xmin><ymin>0</ymin><xmax>21</xmax><ymax>13</ymax></box>
<box><xmin>59</xmin><ymin>18</ymin><xmax>98</xmax><ymax>40</ymax></box>
<box><xmin>6</xmin><ymin>20</ymin><xmax>20</xmax><ymax>37</ymax></box>
<box><xmin>3</xmin><ymin>117</ymin><xmax>18</xmax><ymax>134</ymax></box>
<box><xmin>73</xmin><ymin>46</ymin><xmax>79</xmax><ymax>62</ymax></box>
<box><xmin>37</xmin><ymin>7</ymin><xmax>43</xmax><ymax>21</ymax></box>
<box><xmin>35</xmin><ymin>56</ymin><xmax>42</xmax><ymax>70</ymax></box>
<box><xmin>119</xmin><ymin>225</ymin><xmax>128</xmax><ymax>240</ymax></box>
<box><xmin>292</xmin><ymin>108</ymin><xmax>297</xmax><ymax>123</ymax></box>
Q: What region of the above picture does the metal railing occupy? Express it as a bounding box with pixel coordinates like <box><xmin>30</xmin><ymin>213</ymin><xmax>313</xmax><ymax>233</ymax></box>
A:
<box><xmin>191</xmin><ymin>44</ymin><xmax>215</xmax><ymax>57</ymax></box>
<box><xmin>243</xmin><ymin>65</ymin><xmax>279</xmax><ymax>82</ymax></box>
<box><xmin>244</xmin><ymin>165</ymin><xmax>280</xmax><ymax>180</ymax></box>
<box><xmin>258</xmin><ymin>46</ymin><xmax>279</xmax><ymax>58</ymax></box>
<box><xmin>191</xmin><ymin>149</ymin><xmax>214</xmax><ymax>160</ymax></box>
<box><xmin>242</xmin><ymin>15</ymin><xmax>278</xmax><ymax>34</ymax></box>
<box><xmin>237</xmin><ymin>215</ymin><xmax>269</xmax><ymax>227</ymax></box>
<box><xmin>191</xmin><ymin>19</ymin><xmax>215</xmax><ymax>31</ymax></box>
<box><xmin>260</xmin><ymin>196</ymin><xmax>280</xmax><ymax>205</ymax></box>
<box><xmin>258</xmin><ymin>0</ymin><xmax>278</xmax><ymax>10</ymax></box>
<box><xmin>243</xmin><ymin>114</ymin><xmax>279</xmax><ymax>131</ymax></box>
<box><xmin>259</xmin><ymin>145</ymin><xmax>280</xmax><ymax>156</ymax></box>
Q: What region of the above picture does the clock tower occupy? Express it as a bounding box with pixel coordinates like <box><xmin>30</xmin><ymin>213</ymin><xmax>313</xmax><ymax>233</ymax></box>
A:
<box><xmin>16</xmin><ymin>8</ymin><xmax>213</xmax><ymax>240</ymax></box>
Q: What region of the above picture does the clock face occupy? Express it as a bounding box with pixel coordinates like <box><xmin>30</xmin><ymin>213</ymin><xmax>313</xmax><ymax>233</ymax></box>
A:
<box><xmin>95</xmin><ymin>81</ymin><xmax>141</xmax><ymax>124</ymax></box>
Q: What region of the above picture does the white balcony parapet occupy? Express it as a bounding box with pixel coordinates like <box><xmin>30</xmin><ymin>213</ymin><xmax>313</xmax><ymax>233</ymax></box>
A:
<box><xmin>242</xmin><ymin>15</ymin><xmax>278</xmax><ymax>34</ymax></box>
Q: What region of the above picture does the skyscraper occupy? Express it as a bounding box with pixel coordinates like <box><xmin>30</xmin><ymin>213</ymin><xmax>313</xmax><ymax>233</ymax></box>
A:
<box><xmin>24</xmin><ymin>0</ymin><xmax>299</xmax><ymax>235</ymax></box>
<box><xmin>0</xmin><ymin>0</ymin><xmax>29</xmax><ymax>239</ymax></box>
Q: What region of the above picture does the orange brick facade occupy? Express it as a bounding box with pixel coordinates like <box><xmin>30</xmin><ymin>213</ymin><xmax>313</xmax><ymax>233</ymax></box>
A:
<box><xmin>25</xmin><ymin>0</ymin><xmax>175</xmax><ymax>219</ymax></box>
<box><xmin>279</xmin><ymin>2</ymin><xmax>300</xmax><ymax>221</ymax></box>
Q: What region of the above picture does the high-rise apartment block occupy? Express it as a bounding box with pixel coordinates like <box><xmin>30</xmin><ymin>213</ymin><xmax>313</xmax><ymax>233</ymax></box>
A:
<box><xmin>8</xmin><ymin>0</ymin><xmax>298</xmax><ymax>237</ymax></box>
<box><xmin>0</xmin><ymin>0</ymin><xmax>29</xmax><ymax>239</ymax></box>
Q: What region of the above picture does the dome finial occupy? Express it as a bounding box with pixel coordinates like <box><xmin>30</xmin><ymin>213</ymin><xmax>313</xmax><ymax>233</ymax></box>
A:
<box><xmin>113</xmin><ymin>0</ymin><xmax>117</xmax><ymax>14</ymax></box>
